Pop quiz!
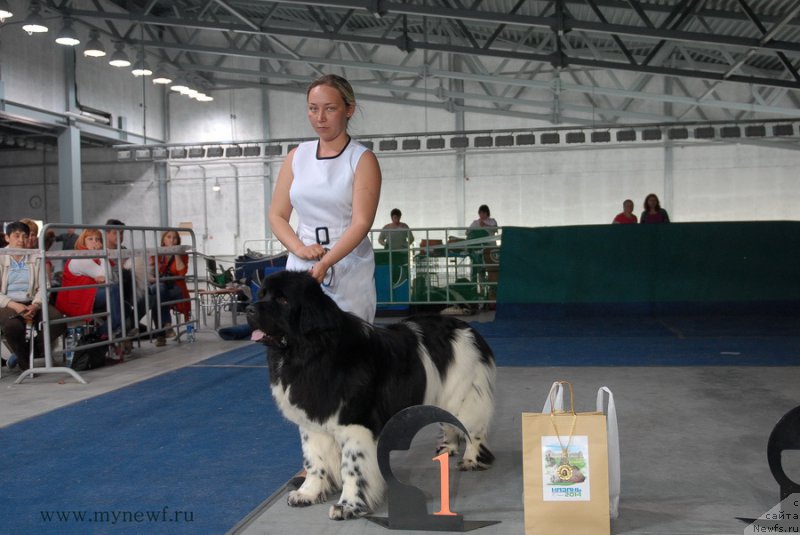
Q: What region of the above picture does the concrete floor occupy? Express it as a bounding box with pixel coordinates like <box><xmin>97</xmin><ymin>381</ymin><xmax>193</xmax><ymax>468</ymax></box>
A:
<box><xmin>2</xmin><ymin>312</ymin><xmax>799</xmax><ymax>535</ymax></box>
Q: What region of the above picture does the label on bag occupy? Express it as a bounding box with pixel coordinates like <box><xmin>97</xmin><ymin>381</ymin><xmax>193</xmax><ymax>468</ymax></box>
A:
<box><xmin>541</xmin><ymin>435</ymin><xmax>591</xmax><ymax>501</ymax></box>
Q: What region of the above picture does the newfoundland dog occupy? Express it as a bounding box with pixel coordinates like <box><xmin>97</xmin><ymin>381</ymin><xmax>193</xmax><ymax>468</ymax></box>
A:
<box><xmin>246</xmin><ymin>270</ymin><xmax>496</xmax><ymax>520</ymax></box>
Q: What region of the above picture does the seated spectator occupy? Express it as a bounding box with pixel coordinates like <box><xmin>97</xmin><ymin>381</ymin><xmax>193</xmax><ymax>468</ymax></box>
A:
<box><xmin>56</xmin><ymin>229</ymin><xmax>125</xmax><ymax>338</ymax></box>
<box><xmin>55</xmin><ymin>228</ymin><xmax>78</xmax><ymax>250</ymax></box>
<box><xmin>469</xmin><ymin>204</ymin><xmax>499</xmax><ymax>245</ymax></box>
<box><xmin>613</xmin><ymin>199</ymin><xmax>638</xmax><ymax>224</ymax></box>
<box><xmin>43</xmin><ymin>229</ymin><xmax>57</xmax><ymax>284</ymax></box>
<box><xmin>1</xmin><ymin>221</ymin><xmax>67</xmax><ymax>371</ymax></box>
<box><xmin>153</xmin><ymin>230</ymin><xmax>191</xmax><ymax>346</ymax></box>
<box><xmin>20</xmin><ymin>218</ymin><xmax>40</xmax><ymax>249</ymax></box>
<box><xmin>104</xmin><ymin>218</ymin><xmax>153</xmax><ymax>333</ymax></box>
<box><xmin>378</xmin><ymin>208</ymin><xmax>414</xmax><ymax>249</ymax></box>
<box><xmin>640</xmin><ymin>193</ymin><xmax>671</xmax><ymax>224</ymax></box>
<box><xmin>469</xmin><ymin>204</ymin><xmax>498</xmax><ymax>232</ymax></box>
<box><xmin>0</xmin><ymin>231</ymin><xmax>7</xmax><ymax>248</ymax></box>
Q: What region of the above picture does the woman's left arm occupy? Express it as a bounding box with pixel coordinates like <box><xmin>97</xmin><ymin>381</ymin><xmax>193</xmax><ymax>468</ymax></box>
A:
<box><xmin>310</xmin><ymin>151</ymin><xmax>382</xmax><ymax>282</ymax></box>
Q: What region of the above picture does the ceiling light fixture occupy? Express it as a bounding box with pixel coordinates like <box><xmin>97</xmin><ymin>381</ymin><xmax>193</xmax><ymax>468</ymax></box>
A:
<box><xmin>131</xmin><ymin>51</ymin><xmax>152</xmax><ymax>76</ymax></box>
<box><xmin>212</xmin><ymin>179</ymin><xmax>221</xmax><ymax>192</ymax></box>
<box><xmin>22</xmin><ymin>4</ymin><xmax>48</xmax><ymax>35</ymax></box>
<box><xmin>83</xmin><ymin>29</ymin><xmax>106</xmax><ymax>57</ymax></box>
<box><xmin>152</xmin><ymin>64</ymin><xmax>172</xmax><ymax>84</ymax></box>
<box><xmin>55</xmin><ymin>18</ymin><xmax>80</xmax><ymax>46</ymax></box>
<box><xmin>0</xmin><ymin>0</ymin><xmax>14</xmax><ymax>23</ymax></box>
<box><xmin>169</xmin><ymin>78</ymin><xmax>189</xmax><ymax>93</ymax></box>
<box><xmin>108</xmin><ymin>42</ymin><xmax>131</xmax><ymax>67</ymax></box>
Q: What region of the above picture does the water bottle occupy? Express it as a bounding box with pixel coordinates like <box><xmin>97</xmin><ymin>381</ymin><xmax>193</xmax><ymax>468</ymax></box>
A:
<box><xmin>186</xmin><ymin>324</ymin><xmax>195</xmax><ymax>343</ymax></box>
<box><xmin>64</xmin><ymin>327</ymin><xmax>76</xmax><ymax>367</ymax></box>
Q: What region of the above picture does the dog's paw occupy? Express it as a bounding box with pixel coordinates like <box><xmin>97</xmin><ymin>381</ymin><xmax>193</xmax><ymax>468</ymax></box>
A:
<box><xmin>436</xmin><ymin>443</ymin><xmax>459</xmax><ymax>457</ymax></box>
<box><xmin>458</xmin><ymin>443</ymin><xmax>495</xmax><ymax>471</ymax></box>
<box><xmin>329</xmin><ymin>502</ymin><xmax>369</xmax><ymax>520</ymax></box>
<box><xmin>457</xmin><ymin>457</ymin><xmax>491</xmax><ymax>471</ymax></box>
<box><xmin>287</xmin><ymin>489</ymin><xmax>325</xmax><ymax>507</ymax></box>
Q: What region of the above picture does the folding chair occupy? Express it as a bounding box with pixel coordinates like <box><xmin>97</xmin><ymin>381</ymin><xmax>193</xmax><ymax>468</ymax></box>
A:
<box><xmin>205</xmin><ymin>257</ymin><xmax>234</xmax><ymax>290</ymax></box>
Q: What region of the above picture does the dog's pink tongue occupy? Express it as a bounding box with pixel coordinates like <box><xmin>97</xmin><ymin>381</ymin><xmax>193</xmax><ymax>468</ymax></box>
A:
<box><xmin>251</xmin><ymin>329</ymin><xmax>266</xmax><ymax>342</ymax></box>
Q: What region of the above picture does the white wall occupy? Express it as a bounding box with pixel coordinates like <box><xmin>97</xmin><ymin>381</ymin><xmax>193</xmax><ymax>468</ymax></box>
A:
<box><xmin>1</xmin><ymin>49</ymin><xmax>799</xmax><ymax>256</ymax></box>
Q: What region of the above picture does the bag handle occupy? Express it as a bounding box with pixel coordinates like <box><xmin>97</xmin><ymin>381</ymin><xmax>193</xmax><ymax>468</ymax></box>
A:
<box><xmin>597</xmin><ymin>386</ymin><xmax>621</xmax><ymax>519</ymax></box>
<box><xmin>542</xmin><ymin>380</ymin><xmax>575</xmax><ymax>415</ymax></box>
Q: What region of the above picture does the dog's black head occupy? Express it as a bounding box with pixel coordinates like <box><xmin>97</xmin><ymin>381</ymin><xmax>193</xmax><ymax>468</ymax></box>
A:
<box><xmin>246</xmin><ymin>270</ymin><xmax>341</xmax><ymax>349</ymax></box>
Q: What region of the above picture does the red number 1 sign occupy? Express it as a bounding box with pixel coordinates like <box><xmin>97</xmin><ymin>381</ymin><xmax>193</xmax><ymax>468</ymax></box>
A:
<box><xmin>432</xmin><ymin>452</ymin><xmax>457</xmax><ymax>516</ymax></box>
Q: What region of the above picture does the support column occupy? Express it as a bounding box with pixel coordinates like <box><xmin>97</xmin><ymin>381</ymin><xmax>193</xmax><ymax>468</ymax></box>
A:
<box><xmin>452</xmin><ymin>57</ymin><xmax>466</xmax><ymax>226</ymax></box>
<box><xmin>57</xmin><ymin>124</ymin><xmax>82</xmax><ymax>224</ymax></box>
<box><xmin>260</xmin><ymin>42</ymin><xmax>273</xmax><ymax>240</ymax></box>
<box><xmin>663</xmin><ymin>77</ymin><xmax>675</xmax><ymax>219</ymax></box>
<box><xmin>157</xmin><ymin>161</ymin><xmax>168</xmax><ymax>226</ymax></box>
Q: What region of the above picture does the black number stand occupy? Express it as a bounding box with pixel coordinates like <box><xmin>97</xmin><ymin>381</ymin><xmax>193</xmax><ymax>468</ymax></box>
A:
<box><xmin>768</xmin><ymin>405</ymin><xmax>800</xmax><ymax>502</ymax></box>
<box><xmin>737</xmin><ymin>404</ymin><xmax>800</xmax><ymax>525</ymax></box>
<box><xmin>366</xmin><ymin>405</ymin><xmax>500</xmax><ymax>532</ymax></box>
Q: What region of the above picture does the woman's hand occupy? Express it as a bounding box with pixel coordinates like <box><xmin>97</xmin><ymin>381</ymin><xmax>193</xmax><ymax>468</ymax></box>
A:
<box><xmin>8</xmin><ymin>301</ymin><xmax>27</xmax><ymax>315</ymax></box>
<box><xmin>308</xmin><ymin>260</ymin><xmax>330</xmax><ymax>284</ymax></box>
<box><xmin>21</xmin><ymin>303</ymin><xmax>40</xmax><ymax>321</ymax></box>
<box><xmin>294</xmin><ymin>243</ymin><xmax>327</xmax><ymax>261</ymax></box>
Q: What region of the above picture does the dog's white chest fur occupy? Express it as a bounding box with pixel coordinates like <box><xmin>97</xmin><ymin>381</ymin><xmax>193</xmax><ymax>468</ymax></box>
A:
<box><xmin>271</xmin><ymin>383</ymin><xmax>338</xmax><ymax>433</ymax></box>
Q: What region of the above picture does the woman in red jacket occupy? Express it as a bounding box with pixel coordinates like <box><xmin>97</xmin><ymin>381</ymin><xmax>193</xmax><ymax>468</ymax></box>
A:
<box><xmin>152</xmin><ymin>230</ymin><xmax>191</xmax><ymax>345</ymax></box>
<box><xmin>56</xmin><ymin>229</ymin><xmax>124</xmax><ymax>335</ymax></box>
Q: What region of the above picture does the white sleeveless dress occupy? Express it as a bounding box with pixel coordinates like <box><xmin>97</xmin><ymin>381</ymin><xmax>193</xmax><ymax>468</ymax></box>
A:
<box><xmin>287</xmin><ymin>139</ymin><xmax>376</xmax><ymax>322</ymax></box>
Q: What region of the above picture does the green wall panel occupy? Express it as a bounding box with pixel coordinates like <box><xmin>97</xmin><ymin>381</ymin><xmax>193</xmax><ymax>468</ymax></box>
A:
<box><xmin>498</xmin><ymin>222</ymin><xmax>800</xmax><ymax>304</ymax></box>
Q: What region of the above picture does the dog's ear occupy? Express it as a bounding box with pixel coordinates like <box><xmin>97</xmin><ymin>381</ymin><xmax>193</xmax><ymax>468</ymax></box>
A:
<box><xmin>297</xmin><ymin>275</ymin><xmax>341</xmax><ymax>338</ymax></box>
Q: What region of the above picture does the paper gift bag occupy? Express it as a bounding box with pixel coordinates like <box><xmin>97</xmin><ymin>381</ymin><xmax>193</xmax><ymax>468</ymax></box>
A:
<box><xmin>545</xmin><ymin>382</ymin><xmax>621</xmax><ymax>519</ymax></box>
<box><xmin>522</xmin><ymin>382</ymin><xmax>610</xmax><ymax>535</ymax></box>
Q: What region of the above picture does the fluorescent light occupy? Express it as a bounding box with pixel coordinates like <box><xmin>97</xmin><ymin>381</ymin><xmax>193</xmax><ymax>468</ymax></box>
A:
<box><xmin>212</xmin><ymin>180</ymin><xmax>221</xmax><ymax>192</ymax></box>
<box><xmin>83</xmin><ymin>29</ymin><xmax>106</xmax><ymax>57</ymax></box>
<box><xmin>55</xmin><ymin>19</ymin><xmax>80</xmax><ymax>46</ymax></box>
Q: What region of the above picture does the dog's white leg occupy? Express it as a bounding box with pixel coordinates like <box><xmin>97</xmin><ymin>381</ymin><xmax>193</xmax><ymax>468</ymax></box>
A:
<box><xmin>440</xmin><ymin>334</ymin><xmax>497</xmax><ymax>471</ymax></box>
<box><xmin>287</xmin><ymin>428</ymin><xmax>342</xmax><ymax>507</ymax></box>
<box><xmin>436</xmin><ymin>423</ymin><xmax>461</xmax><ymax>457</ymax></box>
<box><xmin>328</xmin><ymin>425</ymin><xmax>385</xmax><ymax>520</ymax></box>
<box><xmin>452</xmin><ymin>377</ymin><xmax>496</xmax><ymax>471</ymax></box>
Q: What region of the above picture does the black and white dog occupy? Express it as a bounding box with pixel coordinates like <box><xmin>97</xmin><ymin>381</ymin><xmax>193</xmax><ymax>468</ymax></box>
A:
<box><xmin>246</xmin><ymin>270</ymin><xmax>496</xmax><ymax>520</ymax></box>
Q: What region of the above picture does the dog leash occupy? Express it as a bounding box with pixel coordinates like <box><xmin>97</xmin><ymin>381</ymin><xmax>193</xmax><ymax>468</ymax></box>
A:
<box><xmin>315</xmin><ymin>227</ymin><xmax>335</xmax><ymax>288</ymax></box>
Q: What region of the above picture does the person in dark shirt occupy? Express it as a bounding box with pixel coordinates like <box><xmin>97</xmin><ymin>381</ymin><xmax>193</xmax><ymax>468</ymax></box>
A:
<box><xmin>640</xmin><ymin>193</ymin><xmax>670</xmax><ymax>224</ymax></box>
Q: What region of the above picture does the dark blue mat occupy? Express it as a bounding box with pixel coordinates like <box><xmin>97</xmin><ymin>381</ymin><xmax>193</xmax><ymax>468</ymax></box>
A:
<box><xmin>471</xmin><ymin>315</ymin><xmax>800</xmax><ymax>366</ymax></box>
<box><xmin>0</xmin><ymin>344</ymin><xmax>299</xmax><ymax>535</ymax></box>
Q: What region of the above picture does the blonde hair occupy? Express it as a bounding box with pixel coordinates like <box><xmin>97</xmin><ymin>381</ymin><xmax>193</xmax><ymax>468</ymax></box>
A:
<box><xmin>307</xmin><ymin>74</ymin><xmax>356</xmax><ymax>109</ymax></box>
<box><xmin>20</xmin><ymin>218</ymin><xmax>39</xmax><ymax>237</ymax></box>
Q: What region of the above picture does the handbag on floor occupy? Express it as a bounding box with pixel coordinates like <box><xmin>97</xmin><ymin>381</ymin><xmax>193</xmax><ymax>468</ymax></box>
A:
<box><xmin>522</xmin><ymin>381</ymin><xmax>611</xmax><ymax>535</ymax></box>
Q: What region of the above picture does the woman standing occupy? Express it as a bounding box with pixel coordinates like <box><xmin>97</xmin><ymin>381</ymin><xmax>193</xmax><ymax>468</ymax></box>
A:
<box><xmin>640</xmin><ymin>193</ymin><xmax>671</xmax><ymax>224</ymax></box>
<box><xmin>269</xmin><ymin>74</ymin><xmax>382</xmax><ymax>322</ymax></box>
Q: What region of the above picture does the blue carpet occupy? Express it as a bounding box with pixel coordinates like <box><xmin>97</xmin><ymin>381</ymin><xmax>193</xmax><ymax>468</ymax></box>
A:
<box><xmin>471</xmin><ymin>315</ymin><xmax>800</xmax><ymax>366</ymax></box>
<box><xmin>0</xmin><ymin>344</ymin><xmax>299</xmax><ymax>535</ymax></box>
